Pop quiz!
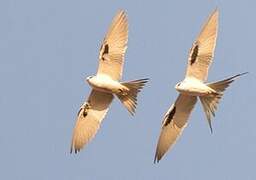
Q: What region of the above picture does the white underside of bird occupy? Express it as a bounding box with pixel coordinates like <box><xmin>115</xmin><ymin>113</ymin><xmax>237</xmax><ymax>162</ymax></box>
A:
<box><xmin>175</xmin><ymin>77</ymin><xmax>218</xmax><ymax>96</ymax></box>
<box><xmin>87</xmin><ymin>74</ymin><xmax>129</xmax><ymax>95</ymax></box>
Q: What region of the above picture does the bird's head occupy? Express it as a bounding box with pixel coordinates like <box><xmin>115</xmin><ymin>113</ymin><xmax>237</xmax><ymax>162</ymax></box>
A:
<box><xmin>86</xmin><ymin>75</ymin><xmax>94</xmax><ymax>83</ymax></box>
<box><xmin>175</xmin><ymin>82</ymin><xmax>184</xmax><ymax>92</ymax></box>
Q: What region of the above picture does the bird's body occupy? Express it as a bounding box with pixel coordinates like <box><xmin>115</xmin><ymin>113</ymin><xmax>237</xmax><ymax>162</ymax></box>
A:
<box><xmin>154</xmin><ymin>9</ymin><xmax>247</xmax><ymax>163</ymax></box>
<box><xmin>175</xmin><ymin>77</ymin><xmax>217</xmax><ymax>96</ymax></box>
<box><xmin>87</xmin><ymin>75</ymin><xmax>128</xmax><ymax>95</ymax></box>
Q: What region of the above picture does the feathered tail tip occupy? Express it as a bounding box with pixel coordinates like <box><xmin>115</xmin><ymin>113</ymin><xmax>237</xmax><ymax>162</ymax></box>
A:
<box><xmin>117</xmin><ymin>78</ymin><xmax>149</xmax><ymax>115</ymax></box>
<box><xmin>201</xmin><ymin>72</ymin><xmax>248</xmax><ymax>132</ymax></box>
<box><xmin>207</xmin><ymin>72</ymin><xmax>248</xmax><ymax>92</ymax></box>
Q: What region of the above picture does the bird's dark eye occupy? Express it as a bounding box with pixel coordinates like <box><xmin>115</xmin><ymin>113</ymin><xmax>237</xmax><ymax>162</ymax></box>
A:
<box><xmin>177</xmin><ymin>83</ymin><xmax>181</xmax><ymax>86</ymax></box>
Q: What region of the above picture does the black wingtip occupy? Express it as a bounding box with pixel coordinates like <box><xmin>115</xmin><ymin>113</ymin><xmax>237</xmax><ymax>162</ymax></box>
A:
<box><xmin>208</xmin><ymin>119</ymin><xmax>213</xmax><ymax>134</ymax></box>
<box><xmin>136</xmin><ymin>78</ymin><xmax>150</xmax><ymax>84</ymax></box>
<box><xmin>75</xmin><ymin>149</ymin><xmax>80</xmax><ymax>154</ymax></box>
<box><xmin>129</xmin><ymin>110</ymin><xmax>135</xmax><ymax>116</ymax></box>
<box><xmin>153</xmin><ymin>155</ymin><xmax>159</xmax><ymax>164</ymax></box>
<box><xmin>239</xmin><ymin>72</ymin><xmax>249</xmax><ymax>76</ymax></box>
<box><xmin>231</xmin><ymin>72</ymin><xmax>249</xmax><ymax>80</ymax></box>
<box><xmin>142</xmin><ymin>78</ymin><xmax>150</xmax><ymax>81</ymax></box>
<box><xmin>70</xmin><ymin>146</ymin><xmax>81</xmax><ymax>154</ymax></box>
<box><xmin>154</xmin><ymin>159</ymin><xmax>159</xmax><ymax>164</ymax></box>
<box><xmin>153</xmin><ymin>149</ymin><xmax>162</xmax><ymax>164</ymax></box>
<box><xmin>70</xmin><ymin>143</ymin><xmax>73</xmax><ymax>154</ymax></box>
<box><xmin>210</xmin><ymin>126</ymin><xmax>213</xmax><ymax>134</ymax></box>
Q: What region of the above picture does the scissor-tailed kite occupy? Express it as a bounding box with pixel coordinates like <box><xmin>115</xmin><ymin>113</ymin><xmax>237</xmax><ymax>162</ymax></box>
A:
<box><xmin>70</xmin><ymin>10</ymin><xmax>148</xmax><ymax>153</ymax></box>
<box><xmin>154</xmin><ymin>9</ymin><xmax>247</xmax><ymax>163</ymax></box>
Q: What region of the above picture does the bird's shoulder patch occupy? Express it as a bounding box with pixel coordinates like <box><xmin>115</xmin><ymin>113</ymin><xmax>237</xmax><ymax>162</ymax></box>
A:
<box><xmin>163</xmin><ymin>106</ymin><xmax>176</xmax><ymax>127</ymax></box>
<box><xmin>190</xmin><ymin>42</ymin><xmax>199</xmax><ymax>65</ymax></box>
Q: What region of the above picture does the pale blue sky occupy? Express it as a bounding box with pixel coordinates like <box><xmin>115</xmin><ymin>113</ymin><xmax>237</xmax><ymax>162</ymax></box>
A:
<box><xmin>0</xmin><ymin>0</ymin><xmax>255</xmax><ymax>179</ymax></box>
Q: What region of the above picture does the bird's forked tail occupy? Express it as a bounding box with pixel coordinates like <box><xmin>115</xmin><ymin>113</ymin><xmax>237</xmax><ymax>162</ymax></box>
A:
<box><xmin>116</xmin><ymin>78</ymin><xmax>149</xmax><ymax>115</ymax></box>
<box><xmin>199</xmin><ymin>72</ymin><xmax>248</xmax><ymax>132</ymax></box>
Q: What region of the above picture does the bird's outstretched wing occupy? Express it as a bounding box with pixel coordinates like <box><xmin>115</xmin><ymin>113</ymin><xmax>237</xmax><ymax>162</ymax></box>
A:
<box><xmin>70</xmin><ymin>90</ymin><xmax>113</xmax><ymax>153</ymax></box>
<box><xmin>97</xmin><ymin>10</ymin><xmax>128</xmax><ymax>81</ymax></box>
<box><xmin>185</xmin><ymin>9</ymin><xmax>218</xmax><ymax>82</ymax></box>
<box><xmin>154</xmin><ymin>95</ymin><xmax>197</xmax><ymax>163</ymax></box>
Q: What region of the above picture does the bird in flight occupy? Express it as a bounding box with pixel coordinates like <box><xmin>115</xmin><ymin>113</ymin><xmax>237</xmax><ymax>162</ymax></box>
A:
<box><xmin>70</xmin><ymin>10</ymin><xmax>148</xmax><ymax>153</ymax></box>
<box><xmin>154</xmin><ymin>9</ymin><xmax>247</xmax><ymax>163</ymax></box>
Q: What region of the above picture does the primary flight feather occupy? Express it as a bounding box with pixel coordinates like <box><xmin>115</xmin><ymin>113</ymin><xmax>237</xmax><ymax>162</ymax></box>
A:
<box><xmin>154</xmin><ymin>9</ymin><xmax>247</xmax><ymax>163</ymax></box>
<box><xmin>70</xmin><ymin>10</ymin><xmax>148</xmax><ymax>154</ymax></box>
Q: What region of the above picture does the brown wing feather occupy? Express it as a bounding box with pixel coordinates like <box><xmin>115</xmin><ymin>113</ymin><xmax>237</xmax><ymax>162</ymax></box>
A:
<box><xmin>70</xmin><ymin>90</ymin><xmax>113</xmax><ymax>153</ymax></box>
<box><xmin>186</xmin><ymin>9</ymin><xmax>218</xmax><ymax>81</ymax></box>
<box><xmin>97</xmin><ymin>10</ymin><xmax>128</xmax><ymax>80</ymax></box>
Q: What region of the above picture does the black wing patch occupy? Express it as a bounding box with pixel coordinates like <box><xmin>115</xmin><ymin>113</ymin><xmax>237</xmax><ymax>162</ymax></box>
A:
<box><xmin>163</xmin><ymin>106</ymin><xmax>176</xmax><ymax>127</ymax></box>
<box><xmin>77</xmin><ymin>101</ymin><xmax>91</xmax><ymax>118</ymax></box>
<box><xmin>190</xmin><ymin>44</ymin><xmax>199</xmax><ymax>65</ymax></box>
<box><xmin>101</xmin><ymin>44</ymin><xmax>109</xmax><ymax>61</ymax></box>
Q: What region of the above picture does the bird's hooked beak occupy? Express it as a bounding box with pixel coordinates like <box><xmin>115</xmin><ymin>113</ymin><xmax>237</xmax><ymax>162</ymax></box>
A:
<box><xmin>86</xmin><ymin>75</ymin><xmax>93</xmax><ymax>83</ymax></box>
<box><xmin>175</xmin><ymin>82</ymin><xmax>182</xmax><ymax>91</ymax></box>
